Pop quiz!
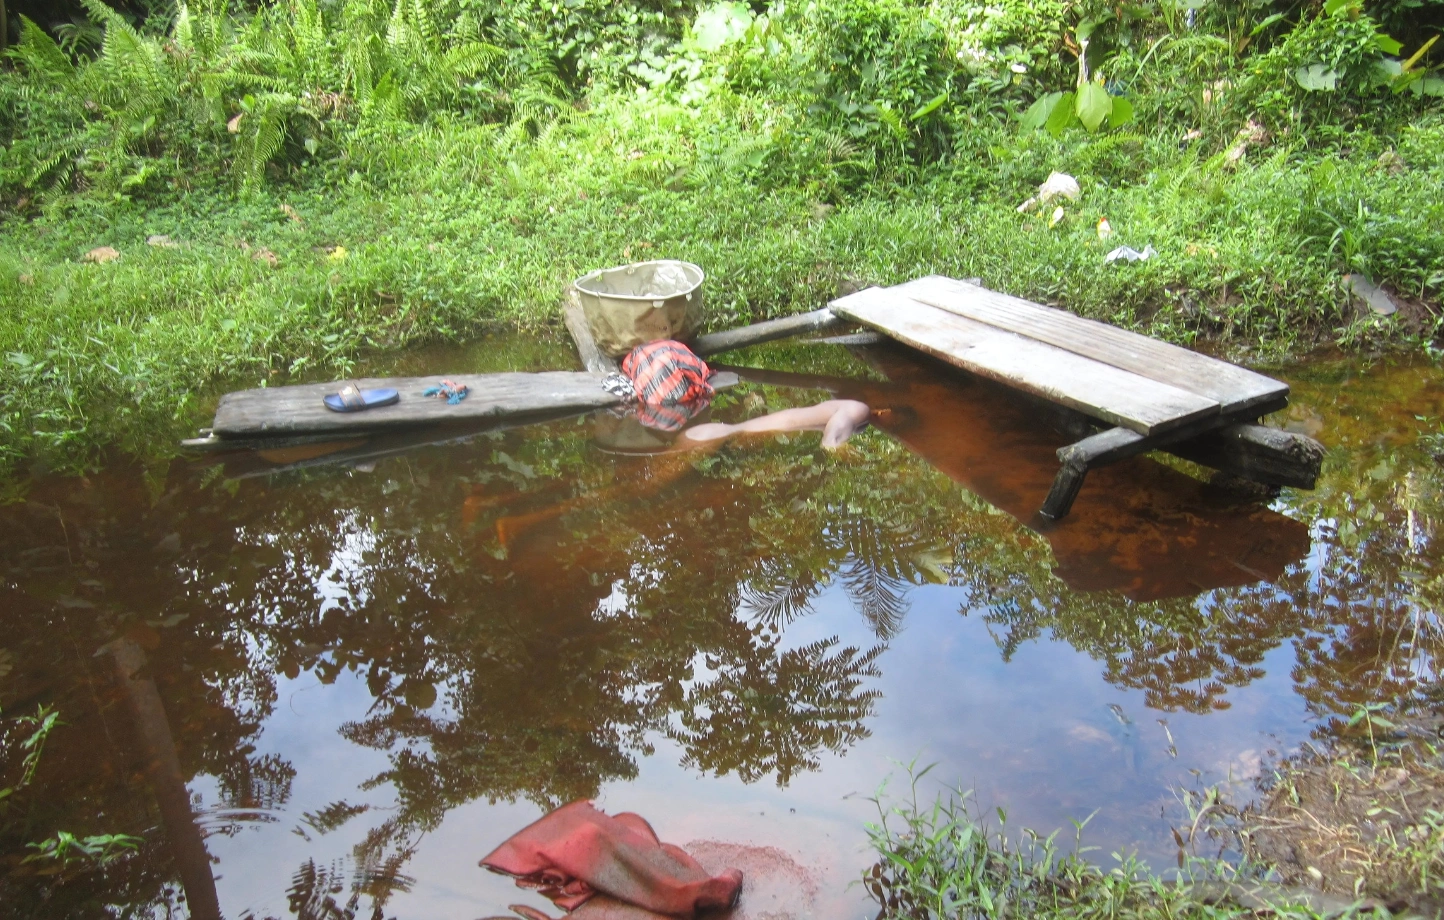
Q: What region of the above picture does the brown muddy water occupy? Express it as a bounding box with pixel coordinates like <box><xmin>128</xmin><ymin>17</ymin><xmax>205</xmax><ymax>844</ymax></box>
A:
<box><xmin>2</xmin><ymin>338</ymin><xmax>1443</xmax><ymax>920</ymax></box>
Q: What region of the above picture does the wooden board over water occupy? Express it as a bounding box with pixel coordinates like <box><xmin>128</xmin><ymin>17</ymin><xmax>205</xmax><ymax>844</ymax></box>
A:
<box><xmin>212</xmin><ymin>371</ymin><xmax>623</xmax><ymax>438</ymax></box>
<box><xmin>892</xmin><ymin>275</ymin><xmax>1288</xmax><ymax>414</ymax></box>
<box><xmin>831</xmin><ymin>286</ymin><xmax>1221</xmax><ymax>436</ymax></box>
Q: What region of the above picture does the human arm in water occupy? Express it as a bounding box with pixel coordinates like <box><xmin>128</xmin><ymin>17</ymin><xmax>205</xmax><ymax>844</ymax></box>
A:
<box><xmin>679</xmin><ymin>399</ymin><xmax>871</xmax><ymax>449</ymax></box>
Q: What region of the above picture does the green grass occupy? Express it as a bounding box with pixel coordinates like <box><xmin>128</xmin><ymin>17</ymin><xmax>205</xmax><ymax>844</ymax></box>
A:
<box><xmin>865</xmin><ymin>764</ymin><xmax>1366</xmax><ymax>920</ymax></box>
<box><xmin>2</xmin><ymin>0</ymin><xmax>1444</xmax><ymax>479</ymax></box>
<box><xmin>4</xmin><ymin>102</ymin><xmax>1444</xmax><ymax>476</ymax></box>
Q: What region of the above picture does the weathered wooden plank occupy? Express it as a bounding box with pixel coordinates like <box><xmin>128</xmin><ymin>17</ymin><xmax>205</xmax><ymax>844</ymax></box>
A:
<box><xmin>1040</xmin><ymin>401</ymin><xmax>1303</xmax><ymax>519</ymax></box>
<box><xmin>691</xmin><ymin>308</ymin><xmax>844</xmax><ymax>357</ymax></box>
<box><xmin>830</xmin><ymin>287</ymin><xmax>1220</xmax><ymax>436</ymax></box>
<box><xmin>212</xmin><ymin>371</ymin><xmax>624</xmax><ymax>438</ymax></box>
<box><xmin>805</xmin><ymin>331</ymin><xmax>886</xmax><ymax>346</ymax></box>
<box><xmin>562</xmin><ymin>289</ymin><xmax>619</xmax><ymax>374</ymax></box>
<box><xmin>893</xmin><ymin>275</ymin><xmax>1289</xmax><ymax>413</ymax></box>
<box><xmin>1169</xmin><ymin>423</ymin><xmax>1324</xmax><ymax>489</ymax></box>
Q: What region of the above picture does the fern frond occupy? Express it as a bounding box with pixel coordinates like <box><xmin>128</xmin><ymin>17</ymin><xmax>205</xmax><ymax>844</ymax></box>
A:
<box><xmin>233</xmin><ymin>93</ymin><xmax>296</xmax><ymax>184</ymax></box>
<box><xmin>408</xmin><ymin>0</ymin><xmax>438</xmax><ymax>49</ymax></box>
<box><xmin>12</xmin><ymin>17</ymin><xmax>79</xmax><ymax>86</ymax></box>
<box><xmin>386</xmin><ymin>0</ymin><xmax>408</xmax><ymax>50</ymax></box>
<box><xmin>79</xmin><ymin>0</ymin><xmax>131</xmax><ymax>34</ymax></box>
<box><xmin>91</xmin><ymin>20</ymin><xmax>175</xmax><ymax>122</ymax></box>
<box><xmin>443</xmin><ymin>42</ymin><xmax>503</xmax><ymax>79</ymax></box>
<box><xmin>343</xmin><ymin>30</ymin><xmax>377</xmax><ymax>102</ymax></box>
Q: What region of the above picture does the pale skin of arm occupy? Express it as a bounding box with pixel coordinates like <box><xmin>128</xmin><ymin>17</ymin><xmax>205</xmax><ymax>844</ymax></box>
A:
<box><xmin>493</xmin><ymin>400</ymin><xmax>871</xmax><ymax>548</ymax></box>
<box><xmin>679</xmin><ymin>399</ymin><xmax>871</xmax><ymax>449</ymax></box>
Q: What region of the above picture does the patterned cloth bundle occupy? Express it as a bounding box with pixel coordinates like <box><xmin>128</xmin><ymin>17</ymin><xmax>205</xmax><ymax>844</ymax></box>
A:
<box><xmin>618</xmin><ymin>340</ymin><xmax>714</xmax><ymax>432</ymax></box>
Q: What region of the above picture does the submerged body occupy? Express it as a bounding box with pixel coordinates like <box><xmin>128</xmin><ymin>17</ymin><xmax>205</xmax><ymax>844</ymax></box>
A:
<box><xmin>680</xmin><ymin>399</ymin><xmax>871</xmax><ymax>449</ymax></box>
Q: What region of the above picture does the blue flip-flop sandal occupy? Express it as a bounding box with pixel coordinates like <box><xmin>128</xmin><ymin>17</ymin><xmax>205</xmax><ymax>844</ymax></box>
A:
<box><xmin>324</xmin><ymin>383</ymin><xmax>400</xmax><ymax>412</ymax></box>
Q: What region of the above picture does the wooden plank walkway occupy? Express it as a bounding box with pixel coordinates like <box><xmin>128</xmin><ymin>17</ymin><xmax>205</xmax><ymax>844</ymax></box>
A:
<box><xmin>830</xmin><ymin>286</ymin><xmax>1219</xmax><ymax>436</ymax></box>
<box><xmin>190</xmin><ymin>273</ymin><xmax>1318</xmax><ymax>521</ymax></box>
<box><xmin>892</xmin><ymin>275</ymin><xmax>1288</xmax><ymax>413</ymax></box>
<box><xmin>212</xmin><ymin>372</ymin><xmax>623</xmax><ymax>438</ymax></box>
<box><xmin>829</xmin><ymin>277</ymin><xmax>1312</xmax><ymax>520</ymax></box>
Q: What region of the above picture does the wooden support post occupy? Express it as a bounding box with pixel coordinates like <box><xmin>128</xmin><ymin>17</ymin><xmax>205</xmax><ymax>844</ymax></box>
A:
<box><xmin>1040</xmin><ymin>457</ymin><xmax>1090</xmax><ymax>520</ymax></box>
<box><xmin>1039</xmin><ymin>410</ymin><xmax>1319</xmax><ymax>520</ymax></box>
<box><xmin>691</xmin><ymin>308</ymin><xmax>845</xmax><ymax>357</ymax></box>
<box><xmin>1039</xmin><ymin>428</ymin><xmax>1147</xmax><ymax>519</ymax></box>
<box><xmin>1167</xmin><ymin>423</ymin><xmax>1324</xmax><ymax>489</ymax></box>
<box><xmin>103</xmin><ymin>639</ymin><xmax>222</xmax><ymax>920</ymax></box>
<box><xmin>562</xmin><ymin>290</ymin><xmax>618</xmax><ymax>374</ymax></box>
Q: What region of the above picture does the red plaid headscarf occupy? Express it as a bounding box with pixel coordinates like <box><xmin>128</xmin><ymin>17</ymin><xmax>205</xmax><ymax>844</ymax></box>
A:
<box><xmin>621</xmin><ymin>340</ymin><xmax>713</xmax><ymax>432</ymax></box>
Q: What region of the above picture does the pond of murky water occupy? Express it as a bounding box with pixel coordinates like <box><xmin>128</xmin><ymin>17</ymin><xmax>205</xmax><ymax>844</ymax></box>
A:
<box><xmin>2</xmin><ymin>338</ymin><xmax>1443</xmax><ymax>919</ymax></box>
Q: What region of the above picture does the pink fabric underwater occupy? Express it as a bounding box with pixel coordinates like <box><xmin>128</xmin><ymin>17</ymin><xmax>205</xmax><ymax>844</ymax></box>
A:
<box><xmin>480</xmin><ymin>801</ymin><xmax>743</xmax><ymax>917</ymax></box>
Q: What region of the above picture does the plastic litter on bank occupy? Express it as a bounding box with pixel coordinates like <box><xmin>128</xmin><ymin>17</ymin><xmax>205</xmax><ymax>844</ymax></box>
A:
<box><xmin>1343</xmin><ymin>273</ymin><xmax>1398</xmax><ymax>316</ymax></box>
<box><xmin>1104</xmin><ymin>244</ymin><xmax>1157</xmax><ymax>264</ymax></box>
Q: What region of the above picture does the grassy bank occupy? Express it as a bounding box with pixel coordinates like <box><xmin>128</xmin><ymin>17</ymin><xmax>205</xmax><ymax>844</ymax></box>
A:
<box><xmin>1</xmin><ymin>1</ymin><xmax>1443</xmax><ymax>476</ymax></box>
<box><xmin>864</xmin><ymin>738</ymin><xmax>1444</xmax><ymax>919</ymax></box>
<box><xmin>4</xmin><ymin>111</ymin><xmax>1442</xmax><ymax>476</ymax></box>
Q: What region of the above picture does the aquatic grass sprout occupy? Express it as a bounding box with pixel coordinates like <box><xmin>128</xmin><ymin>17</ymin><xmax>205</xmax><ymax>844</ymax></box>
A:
<box><xmin>864</xmin><ymin>764</ymin><xmax>1340</xmax><ymax>920</ymax></box>
<box><xmin>1</xmin><ymin>705</ymin><xmax>142</xmax><ymax>872</ymax></box>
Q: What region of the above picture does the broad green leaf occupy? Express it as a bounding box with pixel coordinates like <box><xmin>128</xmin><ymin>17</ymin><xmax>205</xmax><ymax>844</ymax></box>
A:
<box><xmin>1251</xmin><ymin>13</ymin><xmax>1285</xmax><ymax>35</ymax></box>
<box><xmin>1045</xmin><ymin>92</ymin><xmax>1078</xmax><ymax>136</ymax></box>
<box><xmin>1020</xmin><ymin>91</ymin><xmax>1064</xmax><ymax>131</ymax></box>
<box><xmin>1294</xmin><ymin>64</ymin><xmax>1339</xmax><ymax>91</ymax></box>
<box><xmin>1075</xmin><ymin>82</ymin><xmax>1112</xmax><ymax>132</ymax></box>
<box><xmin>1076</xmin><ymin>16</ymin><xmax>1108</xmax><ymax>41</ymax></box>
<box><xmin>1108</xmin><ymin>95</ymin><xmax>1134</xmax><ymax>127</ymax></box>
<box><xmin>910</xmin><ymin>92</ymin><xmax>948</xmax><ymax>121</ymax></box>
<box><xmin>692</xmin><ymin>2</ymin><xmax>752</xmax><ymax>53</ymax></box>
<box><xmin>1323</xmin><ymin>0</ymin><xmax>1356</xmax><ymax>15</ymax></box>
<box><xmin>1375</xmin><ymin>34</ymin><xmax>1403</xmax><ymax>55</ymax></box>
<box><xmin>1414</xmin><ymin>74</ymin><xmax>1444</xmax><ymax>97</ymax></box>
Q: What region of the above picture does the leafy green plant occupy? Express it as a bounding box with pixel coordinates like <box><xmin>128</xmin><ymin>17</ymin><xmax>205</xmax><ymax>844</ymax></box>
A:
<box><xmin>1018</xmin><ymin>18</ymin><xmax>1135</xmax><ymax>136</ymax></box>
<box><xmin>23</xmin><ymin>831</ymin><xmax>141</xmax><ymax>866</ymax></box>
<box><xmin>0</xmin><ymin>705</ymin><xmax>60</xmax><ymax>800</ymax></box>
<box><xmin>0</xmin><ymin>705</ymin><xmax>141</xmax><ymax>869</ymax></box>
<box><xmin>1236</xmin><ymin>0</ymin><xmax>1437</xmax><ymax>132</ymax></box>
<box><xmin>801</xmin><ymin>0</ymin><xmax>955</xmax><ymax>169</ymax></box>
<box><xmin>864</xmin><ymin>762</ymin><xmax>1323</xmax><ymax>919</ymax></box>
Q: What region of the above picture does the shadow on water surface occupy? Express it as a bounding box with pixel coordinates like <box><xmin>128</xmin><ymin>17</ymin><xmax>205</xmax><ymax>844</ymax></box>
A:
<box><xmin>0</xmin><ymin>340</ymin><xmax>1442</xmax><ymax>919</ymax></box>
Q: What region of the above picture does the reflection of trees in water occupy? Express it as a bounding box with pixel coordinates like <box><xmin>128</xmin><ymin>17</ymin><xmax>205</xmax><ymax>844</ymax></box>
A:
<box><xmin>5</xmin><ymin>375</ymin><xmax>1444</xmax><ymax>914</ymax></box>
<box><xmin>0</xmin><ymin>419</ymin><xmax>940</xmax><ymax>913</ymax></box>
<box><xmin>1287</xmin><ymin>462</ymin><xmax>1444</xmax><ymax>728</ymax></box>
<box><xmin>674</xmin><ymin>638</ymin><xmax>883</xmax><ymax>784</ymax></box>
<box><xmin>969</xmin><ymin>436</ymin><xmax>1444</xmax><ymax>717</ymax></box>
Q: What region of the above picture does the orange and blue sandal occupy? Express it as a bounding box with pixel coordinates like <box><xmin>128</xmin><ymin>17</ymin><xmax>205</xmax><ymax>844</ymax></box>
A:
<box><xmin>324</xmin><ymin>383</ymin><xmax>400</xmax><ymax>412</ymax></box>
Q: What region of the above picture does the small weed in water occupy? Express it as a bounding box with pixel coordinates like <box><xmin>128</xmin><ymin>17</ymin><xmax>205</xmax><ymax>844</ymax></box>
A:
<box><xmin>864</xmin><ymin>762</ymin><xmax>1336</xmax><ymax>919</ymax></box>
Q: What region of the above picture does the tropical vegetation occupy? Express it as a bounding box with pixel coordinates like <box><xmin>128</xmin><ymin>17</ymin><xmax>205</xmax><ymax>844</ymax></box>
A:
<box><xmin>0</xmin><ymin>0</ymin><xmax>1441</xmax><ymax>475</ymax></box>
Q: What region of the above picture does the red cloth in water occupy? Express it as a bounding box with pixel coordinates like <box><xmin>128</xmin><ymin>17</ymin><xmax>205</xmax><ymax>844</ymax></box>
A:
<box><xmin>620</xmin><ymin>341</ymin><xmax>715</xmax><ymax>434</ymax></box>
<box><xmin>480</xmin><ymin>801</ymin><xmax>742</xmax><ymax>917</ymax></box>
<box><xmin>621</xmin><ymin>340</ymin><xmax>713</xmax><ymax>405</ymax></box>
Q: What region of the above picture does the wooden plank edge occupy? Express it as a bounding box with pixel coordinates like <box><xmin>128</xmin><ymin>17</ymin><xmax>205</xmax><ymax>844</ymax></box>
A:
<box><xmin>898</xmin><ymin>275</ymin><xmax>1290</xmax><ymax>411</ymax></box>
<box><xmin>833</xmin><ymin>295</ymin><xmax>1219</xmax><ymax>437</ymax></box>
<box><xmin>562</xmin><ymin>289</ymin><xmax>619</xmax><ymax>374</ymax></box>
<box><xmin>692</xmin><ymin>308</ymin><xmax>845</xmax><ymax>357</ymax></box>
<box><xmin>186</xmin><ymin>374</ymin><xmax>741</xmax><ymax>455</ymax></box>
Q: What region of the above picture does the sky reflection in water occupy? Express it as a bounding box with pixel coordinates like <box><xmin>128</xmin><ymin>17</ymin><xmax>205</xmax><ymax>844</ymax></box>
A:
<box><xmin>1</xmin><ymin>341</ymin><xmax>1442</xmax><ymax>919</ymax></box>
